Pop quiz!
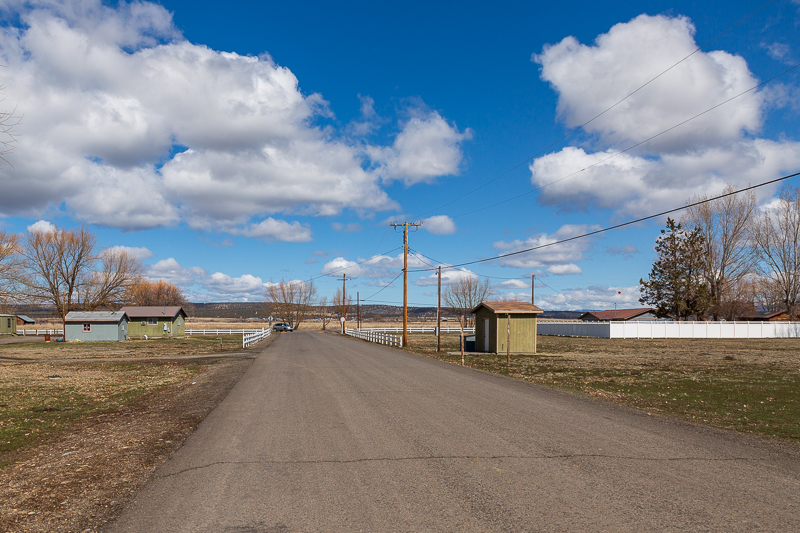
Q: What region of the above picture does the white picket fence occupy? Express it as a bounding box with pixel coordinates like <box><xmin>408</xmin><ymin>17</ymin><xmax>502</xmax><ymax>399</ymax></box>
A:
<box><xmin>16</xmin><ymin>329</ymin><xmax>64</xmax><ymax>336</ymax></box>
<box><xmin>243</xmin><ymin>328</ymin><xmax>271</xmax><ymax>348</ymax></box>
<box><xmin>345</xmin><ymin>328</ymin><xmax>403</xmax><ymax>347</ymax></box>
<box><xmin>357</xmin><ymin>327</ymin><xmax>475</xmax><ymax>334</ymax></box>
<box><xmin>186</xmin><ymin>329</ymin><xmax>264</xmax><ymax>335</ymax></box>
<box><xmin>538</xmin><ymin>320</ymin><xmax>800</xmax><ymax>339</ymax></box>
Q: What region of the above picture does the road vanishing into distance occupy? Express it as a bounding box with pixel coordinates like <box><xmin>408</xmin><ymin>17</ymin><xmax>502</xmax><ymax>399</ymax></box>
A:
<box><xmin>109</xmin><ymin>331</ymin><xmax>800</xmax><ymax>532</ymax></box>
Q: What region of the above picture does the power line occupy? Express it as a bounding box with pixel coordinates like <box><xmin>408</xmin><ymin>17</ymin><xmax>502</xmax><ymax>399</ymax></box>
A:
<box><xmin>361</xmin><ymin>271</ymin><xmax>404</xmax><ymax>302</ymax></box>
<box><xmin>449</xmin><ymin>60</ymin><xmax>800</xmax><ymax>220</ymax></box>
<box><xmin>412</xmin><ymin>0</ymin><xmax>777</xmax><ymax>220</ymax></box>
<box><xmin>310</xmin><ymin>245</ymin><xmax>402</xmax><ymax>281</ymax></box>
<box><xmin>409</xmin><ymin>171</ymin><xmax>800</xmax><ymax>273</ymax></box>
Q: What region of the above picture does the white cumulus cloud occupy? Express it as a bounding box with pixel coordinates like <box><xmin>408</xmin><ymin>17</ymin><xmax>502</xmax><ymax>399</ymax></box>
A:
<box><xmin>423</xmin><ymin>215</ymin><xmax>457</xmax><ymax>235</ymax></box>
<box><xmin>0</xmin><ymin>0</ymin><xmax>467</xmax><ymax>235</ymax></box>
<box><xmin>493</xmin><ymin>224</ymin><xmax>600</xmax><ymax>270</ymax></box>
<box><xmin>530</xmin><ymin>14</ymin><xmax>800</xmax><ymax>215</ymax></box>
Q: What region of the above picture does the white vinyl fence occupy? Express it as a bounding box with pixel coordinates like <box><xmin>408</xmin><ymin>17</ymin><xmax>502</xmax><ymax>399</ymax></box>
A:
<box><xmin>243</xmin><ymin>328</ymin><xmax>271</xmax><ymax>348</ymax></box>
<box><xmin>186</xmin><ymin>329</ymin><xmax>265</xmax><ymax>335</ymax></box>
<box><xmin>357</xmin><ymin>327</ymin><xmax>475</xmax><ymax>334</ymax></box>
<box><xmin>345</xmin><ymin>328</ymin><xmax>403</xmax><ymax>347</ymax></box>
<box><xmin>17</xmin><ymin>329</ymin><xmax>64</xmax><ymax>336</ymax></box>
<box><xmin>538</xmin><ymin>321</ymin><xmax>800</xmax><ymax>339</ymax></box>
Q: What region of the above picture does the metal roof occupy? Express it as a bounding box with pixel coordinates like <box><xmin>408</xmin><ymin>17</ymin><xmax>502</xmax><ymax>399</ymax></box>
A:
<box><xmin>471</xmin><ymin>302</ymin><xmax>543</xmax><ymax>314</ymax></box>
<box><xmin>65</xmin><ymin>311</ymin><xmax>128</xmax><ymax>323</ymax></box>
<box><xmin>16</xmin><ymin>315</ymin><xmax>35</xmax><ymax>323</ymax></box>
<box><xmin>119</xmin><ymin>306</ymin><xmax>186</xmax><ymax>318</ymax></box>
<box><xmin>580</xmin><ymin>308</ymin><xmax>656</xmax><ymax>321</ymax></box>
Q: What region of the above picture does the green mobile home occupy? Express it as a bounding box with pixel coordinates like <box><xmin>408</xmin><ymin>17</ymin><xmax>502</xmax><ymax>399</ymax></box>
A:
<box><xmin>120</xmin><ymin>306</ymin><xmax>187</xmax><ymax>338</ymax></box>
<box><xmin>0</xmin><ymin>314</ymin><xmax>17</xmax><ymax>335</ymax></box>
<box><xmin>471</xmin><ymin>302</ymin><xmax>543</xmax><ymax>355</ymax></box>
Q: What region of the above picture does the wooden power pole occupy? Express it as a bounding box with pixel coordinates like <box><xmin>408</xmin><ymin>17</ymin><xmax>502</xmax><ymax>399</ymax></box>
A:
<box><xmin>437</xmin><ymin>265</ymin><xmax>442</xmax><ymax>352</ymax></box>
<box><xmin>390</xmin><ymin>221</ymin><xmax>422</xmax><ymax>347</ymax></box>
<box><xmin>341</xmin><ymin>273</ymin><xmax>351</xmax><ymax>333</ymax></box>
<box><xmin>531</xmin><ymin>274</ymin><xmax>535</xmax><ymax>305</ymax></box>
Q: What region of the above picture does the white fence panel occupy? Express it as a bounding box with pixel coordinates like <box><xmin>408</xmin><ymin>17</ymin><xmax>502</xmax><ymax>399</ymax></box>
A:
<box><xmin>186</xmin><ymin>329</ymin><xmax>263</xmax><ymax>336</ymax></box>
<box><xmin>18</xmin><ymin>329</ymin><xmax>64</xmax><ymax>336</ymax></box>
<box><xmin>345</xmin><ymin>328</ymin><xmax>403</xmax><ymax>347</ymax></box>
<box><xmin>539</xmin><ymin>321</ymin><xmax>800</xmax><ymax>339</ymax></box>
<box><xmin>243</xmin><ymin>328</ymin><xmax>271</xmax><ymax>348</ymax></box>
<box><xmin>356</xmin><ymin>327</ymin><xmax>474</xmax><ymax>334</ymax></box>
<box><xmin>538</xmin><ymin>322</ymin><xmax>610</xmax><ymax>338</ymax></box>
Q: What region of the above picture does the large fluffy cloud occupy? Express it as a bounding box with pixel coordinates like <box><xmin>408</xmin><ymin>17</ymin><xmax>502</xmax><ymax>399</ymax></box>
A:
<box><xmin>530</xmin><ymin>14</ymin><xmax>800</xmax><ymax>215</ymax></box>
<box><xmin>0</xmin><ymin>0</ymin><xmax>468</xmax><ymax>233</ymax></box>
<box><xmin>493</xmin><ymin>224</ymin><xmax>599</xmax><ymax>272</ymax></box>
<box><xmin>320</xmin><ymin>252</ymin><xmax>429</xmax><ymax>279</ymax></box>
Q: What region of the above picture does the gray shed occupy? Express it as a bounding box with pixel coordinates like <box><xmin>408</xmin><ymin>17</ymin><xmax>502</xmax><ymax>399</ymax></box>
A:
<box><xmin>65</xmin><ymin>311</ymin><xmax>129</xmax><ymax>342</ymax></box>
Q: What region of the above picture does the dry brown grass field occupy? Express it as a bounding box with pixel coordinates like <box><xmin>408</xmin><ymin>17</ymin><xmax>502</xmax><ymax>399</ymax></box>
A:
<box><xmin>402</xmin><ymin>332</ymin><xmax>800</xmax><ymax>442</ymax></box>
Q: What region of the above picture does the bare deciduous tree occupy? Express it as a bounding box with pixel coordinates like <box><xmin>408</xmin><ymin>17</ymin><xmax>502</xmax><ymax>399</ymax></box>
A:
<box><xmin>683</xmin><ymin>185</ymin><xmax>757</xmax><ymax>320</ymax></box>
<box><xmin>21</xmin><ymin>225</ymin><xmax>141</xmax><ymax>328</ymax></box>
<box><xmin>78</xmin><ymin>248</ymin><xmax>143</xmax><ymax>310</ymax></box>
<box><xmin>751</xmin><ymin>185</ymin><xmax>800</xmax><ymax>319</ymax></box>
<box><xmin>443</xmin><ymin>276</ymin><xmax>491</xmax><ymax>362</ymax></box>
<box><xmin>265</xmin><ymin>278</ymin><xmax>317</xmax><ymax>329</ymax></box>
<box><xmin>443</xmin><ymin>276</ymin><xmax>491</xmax><ymax>328</ymax></box>
<box><xmin>0</xmin><ymin>230</ymin><xmax>23</xmax><ymax>307</ymax></box>
<box><xmin>23</xmin><ymin>226</ymin><xmax>96</xmax><ymax>329</ymax></box>
<box><xmin>749</xmin><ymin>275</ymin><xmax>785</xmax><ymax>314</ymax></box>
<box><xmin>317</xmin><ymin>296</ymin><xmax>332</xmax><ymax>331</ymax></box>
<box><xmin>125</xmin><ymin>278</ymin><xmax>186</xmax><ymax>307</ymax></box>
<box><xmin>332</xmin><ymin>288</ymin><xmax>352</xmax><ymax>320</ymax></box>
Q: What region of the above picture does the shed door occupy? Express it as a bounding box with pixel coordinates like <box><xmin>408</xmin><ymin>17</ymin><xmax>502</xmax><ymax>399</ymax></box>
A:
<box><xmin>484</xmin><ymin>319</ymin><xmax>490</xmax><ymax>352</ymax></box>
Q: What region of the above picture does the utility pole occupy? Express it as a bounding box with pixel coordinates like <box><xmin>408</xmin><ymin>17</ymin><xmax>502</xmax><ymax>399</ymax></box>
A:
<box><xmin>437</xmin><ymin>266</ymin><xmax>442</xmax><ymax>352</ymax></box>
<box><xmin>390</xmin><ymin>221</ymin><xmax>422</xmax><ymax>347</ymax></box>
<box><xmin>531</xmin><ymin>274</ymin><xmax>535</xmax><ymax>306</ymax></box>
<box><xmin>341</xmin><ymin>273</ymin><xmax>352</xmax><ymax>333</ymax></box>
<box><xmin>357</xmin><ymin>292</ymin><xmax>360</xmax><ymax>329</ymax></box>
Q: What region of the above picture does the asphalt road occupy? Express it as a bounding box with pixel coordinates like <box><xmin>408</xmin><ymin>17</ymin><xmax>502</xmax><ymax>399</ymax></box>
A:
<box><xmin>108</xmin><ymin>331</ymin><xmax>800</xmax><ymax>532</ymax></box>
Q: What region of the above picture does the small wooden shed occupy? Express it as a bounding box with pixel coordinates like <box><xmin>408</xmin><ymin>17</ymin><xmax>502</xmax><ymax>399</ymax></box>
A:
<box><xmin>0</xmin><ymin>314</ymin><xmax>17</xmax><ymax>335</ymax></box>
<box><xmin>65</xmin><ymin>311</ymin><xmax>129</xmax><ymax>342</ymax></box>
<box><xmin>472</xmin><ymin>302</ymin><xmax>543</xmax><ymax>355</ymax></box>
<box><xmin>737</xmin><ymin>311</ymin><xmax>791</xmax><ymax>321</ymax></box>
<box><xmin>16</xmin><ymin>315</ymin><xmax>36</xmax><ymax>326</ymax></box>
<box><xmin>120</xmin><ymin>306</ymin><xmax>187</xmax><ymax>339</ymax></box>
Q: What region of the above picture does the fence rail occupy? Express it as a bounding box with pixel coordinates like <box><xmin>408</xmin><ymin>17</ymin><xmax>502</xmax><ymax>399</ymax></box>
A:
<box><xmin>356</xmin><ymin>327</ymin><xmax>475</xmax><ymax>334</ymax></box>
<box><xmin>243</xmin><ymin>328</ymin><xmax>271</xmax><ymax>348</ymax></box>
<box><xmin>345</xmin><ymin>328</ymin><xmax>403</xmax><ymax>347</ymax></box>
<box><xmin>17</xmin><ymin>329</ymin><xmax>64</xmax><ymax>336</ymax></box>
<box><xmin>538</xmin><ymin>320</ymin><xmax>800</xmax><ymax>339</ymax></box>
<box><xmin>186</xmin><ymin>329</ymin><xmax>265</xmax><ymax>335</ymax></box>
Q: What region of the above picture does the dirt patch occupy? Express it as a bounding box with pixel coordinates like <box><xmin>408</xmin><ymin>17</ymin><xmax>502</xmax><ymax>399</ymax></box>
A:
<box><xmin>0</xmin><ymin>357</ymin><xmax>252</xmax><ymax>532</ymax></box>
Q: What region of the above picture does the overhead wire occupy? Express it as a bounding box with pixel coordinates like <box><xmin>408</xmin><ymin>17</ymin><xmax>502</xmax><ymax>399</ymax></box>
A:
<box><xmin>449</xmin><ymin>60</ymin><xmax>800</xmax><ymax>220</ymax></box>
<box><xmin>408</xmin><ymin>171</ymin><xmax>800</xmax><ymax>273</ymax></box>
<box><xmin>309</xmin><ymin>245</ymin><xmax>402</xmax><ymax>281</ymax></box>
<box><xmin>412</xmin><ymin>0</ymin><xmax>778</xmax><ymax>220</ymax></box>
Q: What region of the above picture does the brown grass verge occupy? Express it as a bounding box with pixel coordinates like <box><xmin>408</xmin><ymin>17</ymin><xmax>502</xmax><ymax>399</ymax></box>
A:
<box><xmin>404</xmin><ymin>333</ymin><xmax>800</xmax><ymax>442</ymax></box>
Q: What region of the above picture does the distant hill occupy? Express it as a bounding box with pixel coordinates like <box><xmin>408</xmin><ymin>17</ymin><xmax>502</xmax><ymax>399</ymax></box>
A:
<box><xmin>5</xmin><ymin>302</ymin><xmax>584</xmax><ymax>322</ymax></box>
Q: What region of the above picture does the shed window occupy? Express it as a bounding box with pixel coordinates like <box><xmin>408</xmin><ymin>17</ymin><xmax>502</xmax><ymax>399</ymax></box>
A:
<box><xmin>147</xmin><ymin>318</ymin><xmax>157</xmax><ymax>325</ymax></box>
<box><xmin>6</xmin><ymin>318</ymin><xmax>10</xmax><ymax>328</ymax></box>
<box><xmin>83</xmin><ymin>323</ymin><xmax>91</xmax><ymax>332</ymax></box>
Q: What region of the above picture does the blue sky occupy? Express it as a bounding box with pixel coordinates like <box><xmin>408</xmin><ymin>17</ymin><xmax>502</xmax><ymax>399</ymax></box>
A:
<box><xmin>0</xmin><ymin>0</ymin><xmax>799</xmax><ymax>310</ymax></box>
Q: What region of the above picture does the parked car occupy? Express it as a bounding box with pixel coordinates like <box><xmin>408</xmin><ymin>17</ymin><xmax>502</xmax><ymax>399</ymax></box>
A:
<box><xmin>273</xmin><ymin>323</ymin><xmax>294</xmax><ymax>332</ymax></box>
